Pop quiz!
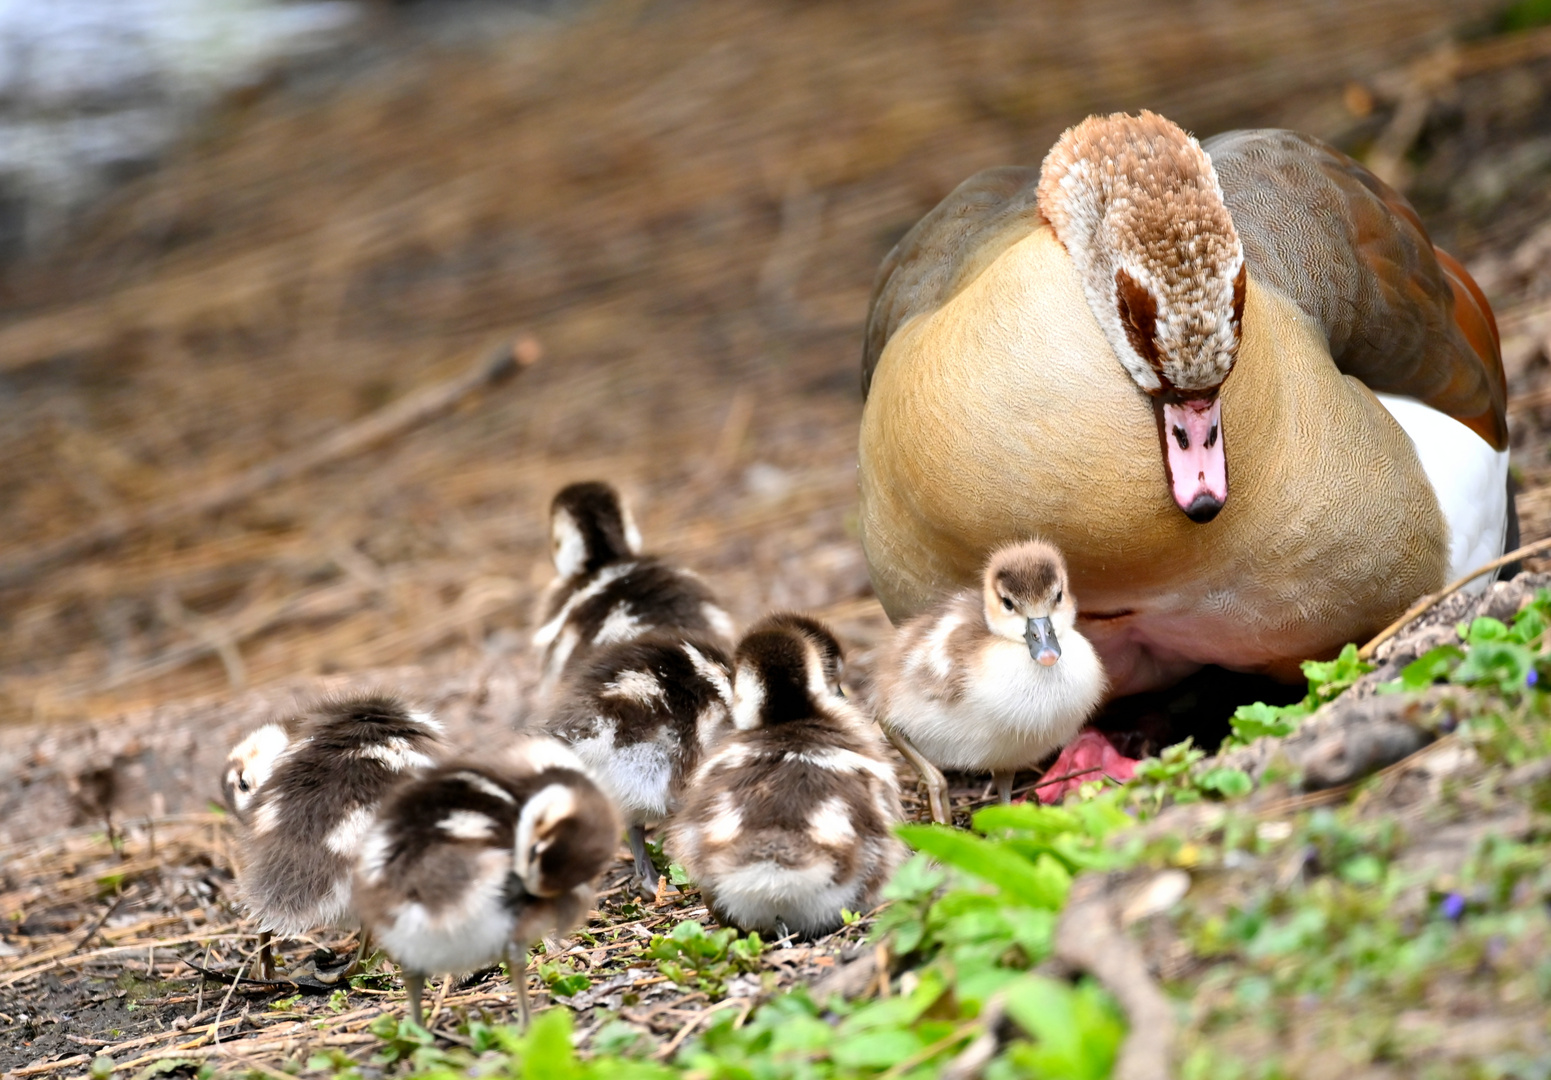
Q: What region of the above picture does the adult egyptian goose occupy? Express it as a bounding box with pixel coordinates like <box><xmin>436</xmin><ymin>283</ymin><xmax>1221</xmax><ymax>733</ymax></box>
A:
<box><xmin>532</xmin><ymin>481</ymin><xmax>736</xmax><ymax>701</ymax></box>
<box><xmin>542</xmin><ymin>631</ymin><xmax>733</xmax><ymax>893</ymax></box>
<box><xmin>224</xmin><ymin>693</ymin><xmax>445</xmax><ymax>979</ymax></box>
<box><xmin>858</xmin><ymin>112</ymin><xmax>1511</xmax><ymax>696</ymax></box>
<box><xmin>873</xmin><ymin>541</ymin><xmax>1107</xmax><ymax>823</ymax></box>
<box><xmin>354</xmin><ymin>738</ymin><xmax>618</xmax><ymax>1029</ymax></box>
<box><xmin>666</xmin><ymin>619</ymin><xmax>905</xmax><ymax>938</ymax></box>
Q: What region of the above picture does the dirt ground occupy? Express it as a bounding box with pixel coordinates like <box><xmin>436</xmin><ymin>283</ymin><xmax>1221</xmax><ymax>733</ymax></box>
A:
<box><xmin>2</xmin><ymin>0</ymin><xmax>1551</xmax><ymax>1074</ymax></box>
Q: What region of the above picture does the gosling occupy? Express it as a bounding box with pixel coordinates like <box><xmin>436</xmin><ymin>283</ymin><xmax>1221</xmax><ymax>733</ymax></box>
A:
<box><xmin>354</xmin><ymin>738</ymin><xmax>619</xmax><ymax>1029</ymax></box>
<box><xmin>543</xmin><ymin>631</ymin><xmax>733</xmax><ymax>892</ymax></box>
<box><xmin>224</xmin><ymin>693</ymin><xmax>445</xmax><ymax>978</ymax></box>
<box><xmin>872</xmin><ymin>540</ymin><xmax>1107</xmax><ymax>823</ymax></box>
<box><xmin>532</xmin><ymin>481</ymin><xmax>736</xmax><ymax>701</ymax></box>
<box><xmin>666</xmin><ymin>619</ymin><xmax>905</xmax><ymax>939</ymax></box>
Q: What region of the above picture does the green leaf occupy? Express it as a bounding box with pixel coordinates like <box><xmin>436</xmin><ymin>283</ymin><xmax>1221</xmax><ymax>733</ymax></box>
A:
<box><xmin>1196</xmin><ymin>767</ymin><xmax>1253</xmax><ymax>799</ymax></box>
<box><xmin>1301</xmin><ymin>643</ymin><xmax>1373</xmax><ymax>703</ymax></box>
<box><xmin>522</xmin><ymin>1007</ymin><xmax>576</xmax><ymax>1079</ymax></box>
<box><xmin>897</xmin><ymin>825</ymin><xmax>1071</xmax><ymax>909</ymax></box>
<box><xmin>1229</xmin><ymin>701</ymin><xmax>1304</xmax><ymax>743</ymax></box>
<box><xmin>1399</xmin><ymin>645</ymin><xmax>1464</xmax><ymax>690</ymax></box>
<box><xmin>829</xmin><ymin>1028</ymin><xmax>926</xmax><ymax>1069</ymax></box>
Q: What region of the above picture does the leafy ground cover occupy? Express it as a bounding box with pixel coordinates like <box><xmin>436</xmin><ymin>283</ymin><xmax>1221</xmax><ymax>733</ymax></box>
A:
<box><xmin>92</xmin><ymin>592</ymin><xmax>1536</xmax><ymax>1080</ymax></box>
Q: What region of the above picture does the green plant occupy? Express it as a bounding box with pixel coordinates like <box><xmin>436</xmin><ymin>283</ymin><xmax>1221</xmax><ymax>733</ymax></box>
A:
<box><xmin>645</xmin><ymin>920</ymin><xmax>764</xmax><ymax>998</ymax></box>
<box><xmin>1224</xmin><ymin>644</ymin><xmax>1373</xmax><ymax>750</ymax></box>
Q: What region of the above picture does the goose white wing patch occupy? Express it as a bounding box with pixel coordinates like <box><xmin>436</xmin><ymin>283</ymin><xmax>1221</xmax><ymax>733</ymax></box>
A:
<box><xmin>1375</xmin><ymin>393</ymin><xmax>1509</xmax><ymax>590</ymax></box>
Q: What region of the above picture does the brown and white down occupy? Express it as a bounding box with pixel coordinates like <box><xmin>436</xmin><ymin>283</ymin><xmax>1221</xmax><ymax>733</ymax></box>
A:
<box><xmin>531</xmin><ymin>481</ymin><xmax>736</xmax><ymax>701</ymax></box>
<box><xmin>225</xmin><ymin>693</ymin><xmax>445</xmax><ymax>976</ymax></box>
<box><xmin>543</xmin><ymin>630</ymin><xmax>733</xmax><ymax>890</ymax></box>
<box><xmin>873</xmin><ymin>541</ymin><xmax>1107</xmax><ymax>824</ymax></box>
<box><xmin>353</xmin><ymin>738</ymin><xmax>619</xmax><ymax>1029</ymax></box>
<box><xmin>667</xmin><ymin>620</ymin><xmax>905</xmax><ymax>939</ymax></box>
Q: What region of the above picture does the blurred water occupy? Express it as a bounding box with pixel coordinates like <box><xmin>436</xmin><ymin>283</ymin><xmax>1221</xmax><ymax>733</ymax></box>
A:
<box><xmin>0</xmin><ymin>0</ymin><xmax>362</xmax><ymax>258</ymax></box>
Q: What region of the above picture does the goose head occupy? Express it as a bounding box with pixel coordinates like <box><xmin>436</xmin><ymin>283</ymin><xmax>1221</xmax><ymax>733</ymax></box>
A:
<box><xmin>1037</xmin><ymin>111</ymin><xmax>1246</xmax><ymax>523</ymax></box>
<box><xmin>982</xmin><ymin>541</ymin><xmax>1079</xmax><ymax>666</ymax></box>
<box><xmin>549</xmin><ymin>481</ymin><xmax>644</xmax><ymax>578</ymax></box>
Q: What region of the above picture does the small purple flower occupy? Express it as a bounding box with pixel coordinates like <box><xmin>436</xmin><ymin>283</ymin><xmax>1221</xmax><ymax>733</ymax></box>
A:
<box><xmin>1527</xmin><ymin>669</ymin><xmax>1539</xmax><ymax>688</ymax></box>
<box><xmin>1440</xmin><ymin>892</ymin><xmax>1466</xmax><ymax>922</ymax></box>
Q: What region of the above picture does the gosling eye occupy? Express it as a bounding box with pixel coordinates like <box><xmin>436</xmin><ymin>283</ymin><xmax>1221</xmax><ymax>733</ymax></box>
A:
<box><xmin>1054</xmin><ymin>590</ymin><xmax>1063</xmax><ymax>605</ymax></box>
<box><xmin>1000</xmin><ymin>596</ymin><xmax>1015</xmax><ymax>612</ymax></box>
<box><xmin>237</xmin><ymin>776</ymin><xmax>251</xmax><ymax>793</ymax></box>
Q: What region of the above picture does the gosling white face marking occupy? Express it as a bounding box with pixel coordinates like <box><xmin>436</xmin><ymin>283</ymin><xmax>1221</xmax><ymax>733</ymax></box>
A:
<box><xmin>620</xmin><ymin>504</ymin><xmax>644</xmax><ymax>555</ymax></box>
<box><xmin>805</xmin><ymin>643</ymin><xmax>831</xmax><ymax>702</ymax></box>
<box><xmin>438</xmin><ymin>810</ymin><xmax>498</xmax><ymax>840</ymax></box>
<box><xmin>551</xmin><ymin>508</ymin><xmax>588</xmax><ymax>579</ymax></box>
<box><xmin>730</xmin><ymin>663</ymin><xmax>765</xmax><ymax>730</ymax></box>
<box><xmin>325</xmin><ymin>805</ymin><xmax>376</xmax><ymax>857</ymax></box>
<box><xmin>224</xmin><ymin>722</ymin><xmax>293</xmax><ymax>815</ymax></box>
<box><xmin>514</xmin><ymin>782</ymin><xmax>578</xmax><ymax>888</ymax></box>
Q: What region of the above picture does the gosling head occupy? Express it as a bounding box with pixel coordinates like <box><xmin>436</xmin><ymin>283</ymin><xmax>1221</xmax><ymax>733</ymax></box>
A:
<box><xmin>222</xmin><ymin>719</ymin><xmax>296</xmax><ymax>822</ymax></box>
<box><xmin>549</xmin><ymin>481</ymin><xmax>643</xmax><ymax>579</ymax></box>
<box><xmin>729</xmin><ymin>624</ymin><xmax>833</xmax><ymax>730</ymax></box>
<box><xmin>510</xmin><ymin>740</ymin><xmax>621</xmax><ymax>899</ymax></box>
<box><xmin>1037</xmin><ymin>111</ymin><xmax>1245</xmax><ymax>524</ymax></box>
<box><xmin>747</xmin><ymin>612</ymin><xmax>845</xmax><ymax>696</ymax></box>
<box><xmin>981</xmin><ymin>541</ymin><xmax>1078</xmax><ymax>667</ymax></box>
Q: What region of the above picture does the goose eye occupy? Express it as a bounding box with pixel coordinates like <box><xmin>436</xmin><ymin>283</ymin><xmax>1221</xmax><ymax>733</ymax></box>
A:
<box><xmin>1000</xmin><ymin>596</ymin><xmax>1015</xmax><ymax>612</ymax></box>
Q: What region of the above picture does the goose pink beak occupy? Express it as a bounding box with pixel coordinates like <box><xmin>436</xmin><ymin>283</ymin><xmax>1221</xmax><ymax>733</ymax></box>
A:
<box><xmin>1161</xmin><ymin>397</ymin><xmax>1226</xmax><ymax>523</ymax></box>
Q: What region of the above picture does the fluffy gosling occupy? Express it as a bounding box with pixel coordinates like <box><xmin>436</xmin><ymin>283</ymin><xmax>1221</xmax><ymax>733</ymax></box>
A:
<box><xmin>667</xmin><ymin>620</ymin><xmax>905</xmax><ymax>939</ymax></box>
<box><xmin>543</xmin><ymin>632</ymin><xmax>733</xmax><ymax>892</ymax></box>
<box><xmin>873</xmin><ymin>540</ymin><xmax>1107</xmax><ymax>823</ymax></box>
<box><xmin>354</xmin><ymin>738</ymin><xmax>619</xmax><ymax>1029</ymax></box>
<box><xmin>532</xmin><ymin>481</ymin><xmax>735</xmax><ymax>701</ymax></box>
<box><xmin>225</xmin><ymin>693</ymin><xmax>445</xmax><ymax>978</ymax></box>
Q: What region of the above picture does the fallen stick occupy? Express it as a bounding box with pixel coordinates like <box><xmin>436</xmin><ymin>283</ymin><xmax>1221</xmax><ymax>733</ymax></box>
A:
<box><xmin>1357</xmin><ymin>535</ymin><xmax>1551</xmax><ymax>660</ymax></box>
<box><xmin>0</xmin><ymin>336</ymin><xmax>539</xmax><ymax>590</ymax></box>
<box><xmin>1053</xmin><ymin>876</ymin><xmax>1175</xmax><ymax>1080</ymax></box>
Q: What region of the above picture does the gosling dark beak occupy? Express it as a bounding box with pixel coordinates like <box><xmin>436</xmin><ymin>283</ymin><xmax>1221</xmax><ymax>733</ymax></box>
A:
<box><xmin>1025</xmin><ymin>617</ymin><xmax>1061</xmax><ymax>666</ymax></box>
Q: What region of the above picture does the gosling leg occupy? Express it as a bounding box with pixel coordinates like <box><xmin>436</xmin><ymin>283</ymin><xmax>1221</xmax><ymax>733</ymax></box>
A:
<box><xmin>994</xmin><ymin>771</ymin><xmax>1014</xmax><ymax>805</ymax></box>
<box><xmin>507</xmin><ymin>945</ymin><xmax>531</xmax><ymax>1031</ymax></box>
<box><xmin>627</xmin><ymin>823</ymin><xmax>656</xmax><ymax>896</ymax></box>
<box><xmin>404</xmin><ymin>970</ymin><xmax>426</xmax><ymax>1029</ymax></box>
<box><xmin>257</xmin><ymin>931</ymin><xmax>274</xmax><ymax>981</ymax></box>
<box><xmin>884</xmin><ymin>726</ymin><xmax>951</xmax><ymax>825</ymax></box>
